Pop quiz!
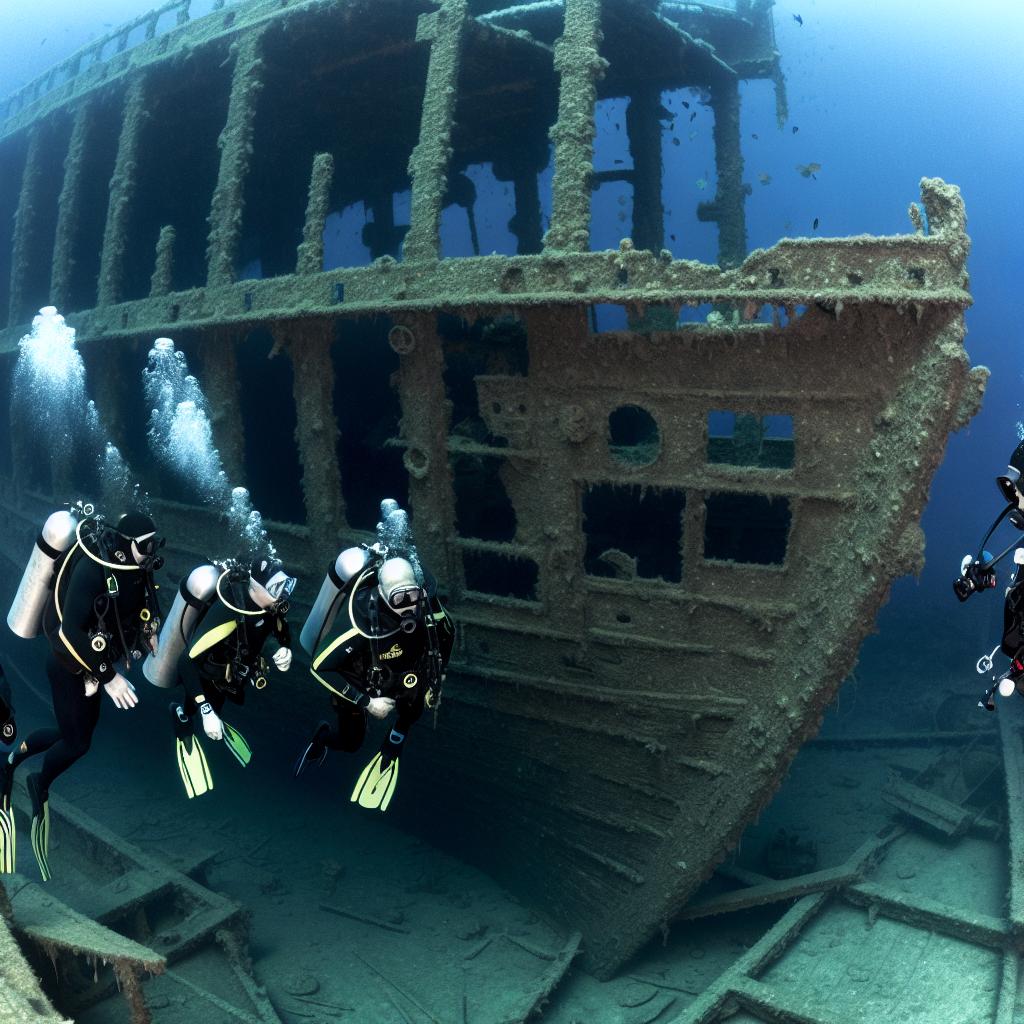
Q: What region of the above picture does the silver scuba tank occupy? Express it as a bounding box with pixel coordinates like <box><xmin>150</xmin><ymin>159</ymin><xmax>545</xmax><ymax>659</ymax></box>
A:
<box><xmin>299</xmin><ymin>546</ymin><xmax>370</xmax><ymax>656</ymax></box>
<box><xmin>143</xmin><ymin>563</ymin><xmax>219</xmax><ymax>688</ymax></box>
<box><xmin>8</xmin><ymin>509</ymin><xmax>80</xmax><ymax>639</ymax></box>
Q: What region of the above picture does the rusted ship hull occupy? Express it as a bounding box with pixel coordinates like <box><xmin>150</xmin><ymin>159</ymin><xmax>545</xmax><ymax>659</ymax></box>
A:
<box><xmin>0</xmin><ymin>0</ymin><xmax>983</xmax><ymax>980</ymax></box>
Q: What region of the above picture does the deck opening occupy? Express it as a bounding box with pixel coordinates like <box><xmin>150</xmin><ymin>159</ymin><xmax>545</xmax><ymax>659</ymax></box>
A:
<box><xmin>462</xmin><ymin>549</ymin><xmax>538</xmax><ymax>601</ymax></box>
<box><xmin>122</xmin><ymin>50</ymin><xmax>232</xmax><ymax>300</ymax></box>
<box><xmin>237</xmin><ymin>329</ymin><xmax>304</xmax><ymax>524</ymax></box>
<box><xmin>608</xmin><ymin>405</ymin><xmax>660</xmax><ymax>467</ymax></box>
<box><xmin>703</xmin><ymin>492</ymin><xmax>791</xmax><ymax>565</ymax></box>
<box><xmin>444</xmin><ymin>15</ymin><xmax>557</xmax><ymax>257</ymax></box>
<box><xmin>331</xmin><ymin>318</ymin><xmax>407</xmax><ymax>531</ymax></box>
<box><xmin>18</xmin><ymin>115</ymin><xmax>71</xmax><ymax>322</ymax></box>
<box><xmin>242</xmin><ymin>10</ymin><xmax>428</xmax><ymax>276</ymax></box>
<box><xmin>454</xmin><ymin>452</ymin><xmax>517</xmax><ymax>542</ymax></box>
<box><xmin>67</xmin><ymin>91</ymin><xmax>122</xmax><ymax>313</ymax></box>
<box><xmin>707</xmin><ymin>411</ymin><xmax>794</xmax><ymax>469</ymax></box>
<box><xmin>583</xmin><ymin>483</ymin><xmax>684</xmax><ymax>582</ymax></box>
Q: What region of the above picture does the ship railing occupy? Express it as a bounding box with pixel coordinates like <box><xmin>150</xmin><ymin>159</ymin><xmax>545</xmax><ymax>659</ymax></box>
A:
<box><xmin>0</xmin><ymin>0</ymin><xmax>248</xmax><ymax>130</ymax></box>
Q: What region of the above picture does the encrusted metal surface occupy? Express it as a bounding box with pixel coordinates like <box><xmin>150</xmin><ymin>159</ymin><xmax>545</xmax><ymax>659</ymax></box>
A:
<box><xmin>0</xmin><ymin>0</ymin><xmax>985</xmax><ymax>979</ymax></box>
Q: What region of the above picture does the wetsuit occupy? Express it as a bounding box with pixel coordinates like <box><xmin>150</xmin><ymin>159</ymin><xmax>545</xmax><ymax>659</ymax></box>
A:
<box><xmin>311</xmin><ymin>578</ymin><xmax>455</xmax><ymax>756</ymax></box>
<box><xmin>14</xmin><ymin>543</ymin><xmax>158</xmax><ymax>792</ymax></box>
<box><xmin>176</xmin><ymin>585</ymin><xmax>290</xmax><ymax>721</ymax></box>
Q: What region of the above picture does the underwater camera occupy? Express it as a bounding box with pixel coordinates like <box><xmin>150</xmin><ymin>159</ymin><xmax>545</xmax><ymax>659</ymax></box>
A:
<box><xmin>954</xmin><ymin>558</ymin><xmax>997</xmax><ymax>602</ymax></box>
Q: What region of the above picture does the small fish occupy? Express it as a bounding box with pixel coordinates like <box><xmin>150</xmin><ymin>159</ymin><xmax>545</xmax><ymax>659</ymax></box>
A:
<box><xmin>812</xmin><ymin>217</ymin><xmax>819</xmax><ymax>230</ymax></box>
<box><xmin>614</xmin><ymin>159</ymin><xmax>624</xmax><ymax>164</ymax></box>
<box><xmin>796</xmin><ymin>162</ymin><xmax>822</xmax><ymax>178</ymax></box>
<box><xmin>752</xmin><ymin>133</ymin><xmax>759</xmax><ymax>140</ymax></box>
<box><xmin>615</xmin><ymin>122</ymin><xmax>620</xmax><ymax>130</ymax></box>
<box><xmin>792</xmin><ymin>126</ymin><xmax>799</xmax><ymax>134</ymax></box>
<box><xmin>688</xmin><ymin>130</ymin><xmax>697</xmax><ymax>140</ymax></box>
<box><xmin>670</xmin><ymin>234</ymin><xmax>677</xmax><ymax>241</ymax></box>
<box><xmin>793</xmin><ymin>13</ymin><xmax>803</xmax><ymax>25</ymax></box>
<box><xmin>40</xmin><ymin>37</ymin><xmax>46</xmax><ymax>45</ymax></box>
<box><xmin>672</xmin><ymin>137</ymin><xmax>680</xmax><ymax>146</ymax></box>
<box><xmin>689</xmin><ymin>112</ymin><xmax>697</xmax><ymax>122</ymax></box>
<box><xmin>758</xmin><ymin>172</ymin><xmax>772</xmax><ymax>185</ymax></box>
<box><xmin>682</xmin><ymin>100</ymin><xmax>690</xmax><ymax>109</ymax></box>
<box><xmin>695</xmin><ymin>178</ymin><xmax>708</xmax><ymax>191</ymax></box>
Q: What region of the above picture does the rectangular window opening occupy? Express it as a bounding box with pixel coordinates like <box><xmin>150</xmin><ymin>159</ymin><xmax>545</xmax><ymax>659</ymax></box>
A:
<box><xmin>704</xmin><ymin>492</ymin><xmax>791</xmax><ymax>566</ymax></box>
<box><xmin>463</xmin><ymin>550</ymin><xmax>538</xmax><ymax>601</ymax></box>
<box><xmin>707</xmin><ymin>411</ymin><xmax>795</xmax><ymax>469</ymax></box>
<box><xmin>583</xmin><ymin>482</ymin><xmax>683</xmax><ymax>583</ymax></box>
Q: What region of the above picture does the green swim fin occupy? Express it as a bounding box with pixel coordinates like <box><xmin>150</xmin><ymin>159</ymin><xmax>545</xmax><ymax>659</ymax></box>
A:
<box><xmin>0</xmin><ymin>760</ymin><xmax>14</xmax><ymax>874</ymax></box>
<box><xmin>350</xmin><ymin>752</ymin><xmax>399</xmax><ymax>812</ymax></box>
<box><xmin>27</xmin><ymin>773</ymin><xmax>49</xmax><ymax>882</ymax></box>
<box><xmin>176</xmin><ymin>735</ymin><xmax>213</xmax><ymax>799</ymax></box>
<box><xmin>221</xmin><ymin>721</ymin><xmax>252</xmax><ymax>767</ymax></box>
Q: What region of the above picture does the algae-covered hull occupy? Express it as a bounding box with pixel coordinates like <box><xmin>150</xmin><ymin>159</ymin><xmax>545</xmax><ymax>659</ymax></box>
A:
<box><xmin>0</xmin><ymin>0</ymin><xmax>984</xmax><ymax>981</ymax></box>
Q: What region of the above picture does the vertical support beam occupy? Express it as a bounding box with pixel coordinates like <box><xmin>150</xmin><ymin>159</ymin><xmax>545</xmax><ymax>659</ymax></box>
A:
<box><xmin>521</xmin><ymin>306</ymin><xmax>587</xmax><ymax>631</ymax></box>
<box><xmin>403</xmin><ymin>0</ymin><xmax>470</xmax><ymax>263</ymax></box>
<box><xmin>287</xmin><ymin>322</ymin><xmax>346</xmax><ymax>556</ymax></box>
<box><xmin>50</xmin><ymin>101</ymin><xmax>95</xmax><ymax>311</ymax></box>
<box><xmin>393</xmin><ymin>314</ymin><xmax>456</xmax><ymax>586</ymax></box>
<box><xmin>543</xmin><ymin>0</ymin><xmax>605</xmax><ymax>253</ymax></box>
<box><xmin>697</xmin><ymin>76</ymin><xmax>746</xmax><ymax>270</ymax></box>
<box><xmin>97</xmin><ymin>75</ymin><xmax>149</xmax><ymax>307</ymax></box>
<box><xmin>149</xmin><ymin>225</ymin><xmax>175</xmax><ymax>297</ymax></box>
<box><xmin>7</xmin><ymin>125</ymin><xmax>45</xmax><ymax>327</ymax></box>
<box><xmin>295</xmin><ymin>153</ymin><xmax>334</xmax><ymax>276</ymax></box>
<box><xmin>206</xmin><ymin>29</ymin><xmax>266</xmax><ymax>288</ymax></box>
<box><xmin>198</xmin><ymin>330</ymin><xmax>246</xmax><ymax>485</ymax></box>
<box><xmin>626</xmin><ymin>85</ymin><xmax>664</xmax><ymax>253</ymax></box>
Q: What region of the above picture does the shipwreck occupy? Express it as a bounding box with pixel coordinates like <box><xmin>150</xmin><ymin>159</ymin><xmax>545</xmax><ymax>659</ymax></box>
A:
<box><xmin>0</xmin><ymin>0</ymin><xmax>985</xmax><ymax>1004</ymax></box>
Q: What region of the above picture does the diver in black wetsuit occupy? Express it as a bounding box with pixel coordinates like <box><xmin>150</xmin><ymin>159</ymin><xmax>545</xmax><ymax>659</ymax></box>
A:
<box><xmin>169</xmin><ymin>554</ymin><xmax>296</xmax><ymax>799</ymax></box>
<box><xmin>1</xmin><ymin>511</ymin><xmax>163</xmax><ymax>879</ymax></box>
<box><xmin>955</xmin><ymin>440</ymin><xmax>1024</xmax><ymax>710</ymax></box>
<box><xmin>294</xmin><ymin>554</ymin><xmax>455</xmax><ymax>812</ymax></box>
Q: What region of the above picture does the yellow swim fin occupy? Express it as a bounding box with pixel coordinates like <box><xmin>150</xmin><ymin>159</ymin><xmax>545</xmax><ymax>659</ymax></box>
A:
<box><xmin>176</xmin><ymin>735</ymin><xmax>213</xmax><ymax>799</ymax></box>
<box><xmin>350</xmin><ymin>752</ymin><xmax>399</xmax><ymax>812</ymax></box>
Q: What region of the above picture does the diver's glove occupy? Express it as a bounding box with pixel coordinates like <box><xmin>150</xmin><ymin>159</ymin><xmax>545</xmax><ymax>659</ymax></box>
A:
<box><xmin>272</xmin><ymin>647</ymin><xmax>292</xmax><ymax>672</ymax></box>
<box><xmin>199</xmin><ymin>702</ymin><xmax>223</xmax><ymax>741</ymax></box>
<box><xmin>104</xmin><ymin>673</ymin><xmax>138</xmax><ymax>710</ymax></box>
<box><xmin>367</xmin><ymin>697</ymin><xmax>396</xmax><ymax>720</ymax></box>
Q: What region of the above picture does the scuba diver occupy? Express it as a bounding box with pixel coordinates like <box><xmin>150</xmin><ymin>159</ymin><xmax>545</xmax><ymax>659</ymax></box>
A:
<box><xmin>144</xmin><ymin>555</ymin><xmax>296</xmax><ymax>799</ymax></box>
<box><xmin>293</xmin><ymin>501</ymin><xmax>455</xmax><ymax>812</ymax></box>
<box><xmin>955</xmin><ymin>440</ymin><xmax>1024</xmax><ymax>710</ymax></box>
<box><xmin>2</xmin><ymin>506</ymin><xmax>164</xmax><ymax>879</ymax></box>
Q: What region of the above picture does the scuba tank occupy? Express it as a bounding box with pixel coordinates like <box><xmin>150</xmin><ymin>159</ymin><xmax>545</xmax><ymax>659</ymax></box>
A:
<box><xmin>8</xmin><ymin>507</ymin><xmax>82</xmax><ymax>639</ymax></box>
<box><xmin>299</xmin><ymin>546</ymin><xmax>371</xmax><ymax>656</ymax></box>
<box><xmin>143</xmin><ymin>564</ymin><xmax>219</xmax><ymax>688</ymax></box>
